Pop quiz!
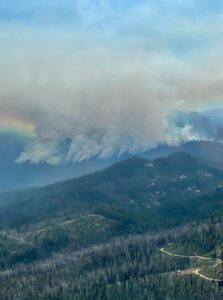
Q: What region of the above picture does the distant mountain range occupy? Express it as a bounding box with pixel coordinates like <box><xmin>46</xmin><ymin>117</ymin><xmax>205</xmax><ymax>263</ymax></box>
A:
<box><xmin>142</xmin><ymin>140</ymin><xmax>223</xmax><ymax>167</ymax></box>
<box><xmin>1</xmin><ymin>138</ymin><xmax>223</xmax><ymax>191</ymax></box>
<box><xmin>0</xmin><ymin>135</ymin><xmax>117</xmax><ymax>190</ymax></box>
<box><xmin>1</xmin><ymin>151</ymin><xmax>223</xmax><ymax>299</ymax></box>
<box><xmin>1</xmin><ymin>151</ymin><xmax>223</xmax><ymax>229</ymax></box>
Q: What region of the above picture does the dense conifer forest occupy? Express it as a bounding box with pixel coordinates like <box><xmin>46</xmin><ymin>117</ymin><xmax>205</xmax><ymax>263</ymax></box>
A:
<box><xmin>0</xmin><ymin>153</ymin><xmax>223</xmax><ymax>299</ymax></box>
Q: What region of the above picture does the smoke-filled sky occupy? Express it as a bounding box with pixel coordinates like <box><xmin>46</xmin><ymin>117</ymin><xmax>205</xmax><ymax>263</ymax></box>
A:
<box><xmin>1</xmin><ymin>0</ymin><xmax>223</xmax><ymax>164</ymax></box>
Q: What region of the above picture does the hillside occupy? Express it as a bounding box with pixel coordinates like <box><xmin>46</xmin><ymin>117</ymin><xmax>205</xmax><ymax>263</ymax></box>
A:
<box><xmin>0</xmin><ymin>152</ymin><xmax>223</xmax><ymax>230</ymax></box>
<box><xmin>142</xmin><ymin>141</ymin><xmax>223</xmax><ymax>169</ymax></box>
<box><xmin>0</xmin><ymin>217</ymin><xmax>223</xmax><ymax>299</ymax></box>
<box><xmin>1</xmin><ymin>139</ymin><xmax>223</xmax><ymax>192</ymax></box>
<box><xmin>1</xmin><ymin>152</ymin><xmax>223</xmax><ymax>299</ymax></box>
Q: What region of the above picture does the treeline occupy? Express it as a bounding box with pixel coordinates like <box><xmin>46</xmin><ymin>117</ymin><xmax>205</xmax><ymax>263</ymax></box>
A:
<box><xmin>0</xmin><ymin>222</ymin><xmax>222</xmax><ymax>300</ymax></box>
<box><xmin>168</xmin><ymin>217</ymin><xmax>223</xmax><ymax>258</ymax></box>
<box><xmin>0</xmin><ymin>217</ymin><xmax>223</xmax><ymax>299</ymax></box>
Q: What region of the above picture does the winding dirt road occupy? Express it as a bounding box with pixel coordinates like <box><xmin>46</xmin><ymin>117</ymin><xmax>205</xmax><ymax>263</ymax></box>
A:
<box><xmin>193</xmin><ymin>269</ymin><xmax>223</xmax><ymax>282</ymax></box>
<box><xmin>160</xmin><ymin>248</ymin><xmax>212</xmax><ymax>261</ymax></box>
<box><xmin>160</xmin><ymin>248</ymin><xmax>223</xmax><ymax>282</ymax></box>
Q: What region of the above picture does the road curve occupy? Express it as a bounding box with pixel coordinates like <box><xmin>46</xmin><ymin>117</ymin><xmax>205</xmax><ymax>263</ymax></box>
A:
<box><xmin>160</xmin><ymin>247</ymin><xmax>223</xmax><ymax>283</ymax></box>
<box><xmin>193</xmin><ymin>269</ymin><xmax>223</xmax><ymax>282</ymax></box>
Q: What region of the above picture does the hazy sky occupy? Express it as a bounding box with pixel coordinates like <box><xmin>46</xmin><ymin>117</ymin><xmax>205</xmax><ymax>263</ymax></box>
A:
<box><xmin>1</xmin><ymin>0</ymin><xmax>223</xmax><ymax>164</ymax></box>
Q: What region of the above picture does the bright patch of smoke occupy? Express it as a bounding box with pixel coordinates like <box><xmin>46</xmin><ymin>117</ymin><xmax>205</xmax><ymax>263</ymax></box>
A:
<box><xmin>7</xmin><ymin>49</ymin><xmax>176</xmax><ymax>164</ymax></box>
<box><xmin>1</xmin><ymin>23</ymin><xmax>223</xmax><ymax>164</ymax></box>
<box><xmin>169</xmin><ymin>110</ymin><xmax>223</xmax><ymax>144</ymax></box>
<box><xmin>1</xmin><ymin>44</ymin><xmax>223</xmax><ymax>165</ymax></box>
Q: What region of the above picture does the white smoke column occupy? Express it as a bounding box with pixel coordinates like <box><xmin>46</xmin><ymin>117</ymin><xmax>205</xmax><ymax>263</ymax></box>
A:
<box><xmin>0</xmin><ymin>43</ymin><xmax>179</xmax><ymax>164</ymax></box>
<box><xmin>1</xmin><ymin>36</ymin><xmax>223</xmax><ymax>164</ymax></box>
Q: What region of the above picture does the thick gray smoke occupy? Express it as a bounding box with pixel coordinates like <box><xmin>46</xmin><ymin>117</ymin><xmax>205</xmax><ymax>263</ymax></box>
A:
<box><xmin>1</xmin><ymin>0</ymin><xmax>223</xmax><ymax>164</ymax></box>
<box><xmin>1</xmin><ymin>43</ymin><xmax>223</xmax><ymax>164</ymax></box>
<box><xmin>169</xmin><ymin>110</ymin><xmax>223</xmax><ymax>143</ymax></box>
<box><xmin>1</xmin><ymin>48</ymin><xmax>176</xmax><ymax>164</ymax></box>
<box><xmin>1</xmin><ymin>33</ymin><xmax>223</xmax><ymax>164</ymax></box>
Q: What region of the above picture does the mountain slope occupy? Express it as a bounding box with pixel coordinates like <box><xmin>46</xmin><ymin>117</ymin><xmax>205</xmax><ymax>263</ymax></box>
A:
<box><xmin>1</xmin><ymin>152</ymin><xmax>223</xmax><ymax>299</ymax></box>
<box><xmin>142</xmin><ymin>141</ymin><xmax>223</xmax><ymax>168</ymax></box>
<box><xmin>0</xmin><ymin>152</ymin><xmax>223</xmax><ymax>230</ymax></box>
<box><xmin>1</xmin><ymin>139</ymin><xmax>223</xmax><ymax>191</ymax></box>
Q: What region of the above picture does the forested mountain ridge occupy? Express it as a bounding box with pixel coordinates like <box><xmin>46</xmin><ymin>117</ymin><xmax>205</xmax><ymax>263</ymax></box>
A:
<box><xmin>1</xmin><ymin>152</ymin><xmax>223</xmax><ymax>299</ymax></box>
<box><xmin>1</xmin><ymin>217</ymin><xmax>223</xmax><ymax>299</ymax></box>
<box><xmin>142</xmin><ymin>141</ymin><xmax>223</xmax><ymax>169</ymax></box>
<box><xmin>0</xmin><ymin>152</ymin><xmax>223</xmax><ymax>229</ymax></box>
